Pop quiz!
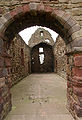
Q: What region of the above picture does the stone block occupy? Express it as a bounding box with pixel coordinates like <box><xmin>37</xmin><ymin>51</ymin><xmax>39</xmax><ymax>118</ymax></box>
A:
<box><xmin>0</xmin><ymin>77</ymin><xmax>5</xmax><ymax>88</ymax></box>
<box><xmin>68</xmin><ymin>24</ymin><xmax>81</xmax><ymax>36</ymax></box>
<box><xmin>71</xmin><ymin>0</ymin><xmax>82</xmax><ymax>3</ymax></box>
<box><xmin>72</xmin><ymin>29</ymin><xmax>82</xmax><ymax>40</ymax></box>
<box><xmin>79</xmin><ymin>21</ymin><xmax>82</xmax><ymax>26</ymax></box>
<box><xmin>72</xmin><ymin>67</ymin><xmax>82</xmax><ymax>77</ymax></box>
<box><xmin>53</xmin><ymin>9</ymin><xmax>65</xmax><ymax>18</ymax></box>
<box><xmin>73</xmin><ymin>86</ymin><xmax>82</xmax><ymax>97</ymax></box>
<box><xmin>23</xmin><ymin>5</ymin><xmax>30</xmax><ymax>13</ymax></box>
<box><xmin>72</xmin><ymin>76</ymin><xmax>82</xmax><ymax>87</ymax></box>
<box><xmin>37</xmin><ymin>4</ymin><xmax>44</xmax><ymax>11</ymax></box>
<box><xmin>67</xmin><ymin>17</ymin><xmax>76</xmax><ymax>27</ymax></box>
<box><xmin>74</xmin><ymin>54</ymin><xmax>82</xmax><ymax>67</ymax></box>
<box><xmin>72</xmin><ymin>8</ymin><xmax>82</xmax><ymax>16</ymax></box>
<box><xmin>0</xmin><ymin>16</ymin><xmax>7</xmax><ymax>25</ymax></box>
<box><xmin>71</xmin><ymin>37</ymin><xmax>82</xmax><ymax>47</ymax></box>
<box><xmin>59</xmin><ymin>0</ymin><xmax>69</xmax><ymax>3</ymax></box>
<box><xmin>44</xmin><ymin>6</ymin><xmax>53</xmax><ymax>13</ymax></box>
<box><xmin>64</xmin><ymin>17</ymin><xmax>76</xmax><ymax>30</ymax></box>
<box><xmin>3</xmin><ymin>12</ymin><xmax>12</xmax><ymax>22</ymax></box>
<box><xmin>15</xmin><ymin>6</ymin><xmax>24</xmax><ymax>15</ymax></box>
<box><xmin>29</xmin><ymin>3</ymin><xmax>39</xmax><ymax>11</ymax></box>
<box><xmin>63</xmin><ymin>13</ymin><xmax>71</xmax><ymax>22</ymax></box>
<box><xmin>10</xmin><ymin>10</ymin><xmax>18</xmax><ymax>18</ymax></box>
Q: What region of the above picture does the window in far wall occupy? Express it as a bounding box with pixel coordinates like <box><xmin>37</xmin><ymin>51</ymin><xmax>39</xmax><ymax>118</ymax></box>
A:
<box><xmin>39</xmin><ymin>54</ymin><xmax>44</xmax><ymax>64</ymax></box>
<box><xmin>40</xmin><ymin>31</ymin><xmax>44</xmax><ymax>36</ymax></box>
<box><xmin>39</xmin><ymin>47</ymin><xmax>44</xmax><ymax>53</ymax></box>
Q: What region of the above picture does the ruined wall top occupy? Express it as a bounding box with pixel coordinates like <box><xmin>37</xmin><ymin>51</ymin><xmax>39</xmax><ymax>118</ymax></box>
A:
<box><xmin>28</xmin><ymin>28</ymin><xmax>55</xmax><ymax>48</ymax></box>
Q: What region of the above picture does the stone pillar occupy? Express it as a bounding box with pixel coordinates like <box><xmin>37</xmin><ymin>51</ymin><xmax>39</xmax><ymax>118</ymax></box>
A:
<box><xmin>67</xmin><ymin>52</ymin><xmax>82</xmax><ymax>119</ymax></box>
<box><xmin>0</xmin><ymin>38</ymin><xmax>12</xmax><ymax>120</ymax></box>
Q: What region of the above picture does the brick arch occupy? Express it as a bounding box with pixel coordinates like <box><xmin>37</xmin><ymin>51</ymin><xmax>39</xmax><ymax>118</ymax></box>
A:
<box><xmin>0</xmin><ymin>2</ymin><xmax>82</xmax><ymax>120</ymax></box>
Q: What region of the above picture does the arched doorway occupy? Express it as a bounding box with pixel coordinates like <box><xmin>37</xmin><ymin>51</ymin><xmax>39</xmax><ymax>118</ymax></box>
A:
<box><xmin>0</xmin><ymin>3</ymin><xmax>82</xmax><ymax>119</ymax></box>
<box><xmin>31</xmin><ymin>43</ymin><xmax>54</xmax><ymax>73</ymax></box>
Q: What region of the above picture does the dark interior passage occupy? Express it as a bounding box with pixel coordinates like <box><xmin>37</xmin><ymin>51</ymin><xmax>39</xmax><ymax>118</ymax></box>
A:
<box><xmin>31</xmin><ymin>43</ymin><xmax>54</xmax><ymax>73</ymax></box>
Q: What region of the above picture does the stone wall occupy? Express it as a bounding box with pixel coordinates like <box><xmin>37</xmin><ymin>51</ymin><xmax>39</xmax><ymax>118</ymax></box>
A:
<box><xmin>29</xmin><ymin>28</ymin><xmax>54</xmax><ymax>73</ymax></box>
<box><xmin>28</xmin><ymin>28</ymin><xmax>55</xmax><ymax>48</ymax></box>
<box><xmin>54</xmin><ymin>36</ymin><xmax>67</xmax><ymax>79</ymax></box>
<box><xmin>0</xmin><ymin>0</ymin><xmax>82</xmax><ymax>119</ymax></box>
<box><xmin>0</xmin><ymin>0</ymin><xmax>82</xmax><ymax>27</ymax></box>
<box><xmin>31</xmin><ymin>43</ymin><xmax>54</xmax><ymax>73</ymax></box>
<box><xmin>7</xmin><ymin>34</ymin><xmax>31</xmax><ymax>86</ymax></box>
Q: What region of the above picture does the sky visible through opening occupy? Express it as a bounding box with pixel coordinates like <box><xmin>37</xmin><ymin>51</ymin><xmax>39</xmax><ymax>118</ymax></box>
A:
<box><xmin>19</xmin><ymin>26</ymin><xmax>58</xmax><ymax>45</ymax></box>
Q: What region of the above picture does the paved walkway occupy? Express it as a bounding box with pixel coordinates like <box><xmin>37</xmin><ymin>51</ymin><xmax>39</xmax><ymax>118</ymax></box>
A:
<box><xmin>5</xmin><ymin>74</ymin><xmax>74</xmax><ymax>120</ymax></box>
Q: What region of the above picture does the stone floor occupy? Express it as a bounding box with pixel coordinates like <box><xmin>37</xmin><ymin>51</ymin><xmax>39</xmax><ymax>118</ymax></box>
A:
<box><xmin>5</xmin><ymin>74</ymin><xmax>74</xmax><ymax>120</ymax></box>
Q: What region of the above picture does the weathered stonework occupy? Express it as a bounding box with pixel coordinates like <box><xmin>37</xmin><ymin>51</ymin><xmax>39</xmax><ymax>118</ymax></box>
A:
<box><xmin>0</xmin><ymin>0</ymin><xmax>82</xmax><ymax>26</ymax></box>
<box><xmin>29</xmin><ymin>28</ymin><xmax>54</xmax><ymax>73</ymax></box>
<box><xmin>0</xmin><ymin>1</ymin><xmax>82</xmax><ymax>120</ymax></box>
<box><xmin>54</xmin><ymin>36</ymin><xmax>67</xmax><ymax>79</ymax></box>
<box><xmin>8</xmin><ymin>34</ymin><xmax>31</xmax><ymax>86</ymax></box>
<box><xmin>28</xmin><ymin>28</ymin><xmax>55</xmax><ymax>48</ymax></box>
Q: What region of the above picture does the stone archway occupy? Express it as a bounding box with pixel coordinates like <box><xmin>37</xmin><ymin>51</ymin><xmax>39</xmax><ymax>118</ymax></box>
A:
<box><xmin>0</xmin><ymin>3</ymin><xmax>82</xmax><ymax>120</ymax></box>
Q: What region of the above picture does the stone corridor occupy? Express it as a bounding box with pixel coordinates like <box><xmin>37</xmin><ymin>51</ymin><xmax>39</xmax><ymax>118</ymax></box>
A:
<box><xmin>5</xmin><ymin>74</ymin><xmax>74</xmax><ymax>120</ymax></box>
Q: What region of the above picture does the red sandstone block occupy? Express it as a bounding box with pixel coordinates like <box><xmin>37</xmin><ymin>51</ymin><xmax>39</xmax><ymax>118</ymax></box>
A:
<box><xmin>37</xmin><ymin>4</ymin><xmax>44</xmax><ymax>11</ymax></box>
<box><xmin>67</xmin><ymin>81</ymin><xmax>73</xmax><ymax>88</ymax></box>
<box><xmin>78</xmin><ymin>97</ymin><xmax>82</xmax><ymax>105</ymax></box>
<box><xmin>72</xmin><ymin>81</ymin><xmax>82</xmax><ymax>87</ymax></box>
<box><xmin>16</xmin><ymin>6</ymin><xmax>24</xmax><ymax>15</ymax></box>
<box><xmin>74</xmin><ymin>104</ymin><xmax>82</xmax><ymax>117</ymax></box>
<box><xmin>23</xmin><ymin>5</ymin><xmax>30</xmax><ymax>13</ymax></box>
<box><xmin>72</xmin><ymin>76</ymin><xmax>82</xmax><ymax>87</ymax></box>
<box><xmin>74</xmin><ymin>54</ymin><xmax>82</xmax><ymax>67</ymax></box>
<box><xmin>10</xmin><ymin>6</ymin><xmax>23</xmax><ymax>18</ymax></box>
<box><xmin>44</xmin><ymin>6</ymin><xmax>53</xmax><ymax>13</ymax></box>
<box><xmin>72</xmin><ymin>67</ymin><xmax>82</xmax><ymax>77</ymax></box>
<box><xmin>73</xmin><ymin>86</ymin><xmax>82</xmax><ymax>97</ymax></box>
<box><xmin>10</xmin><ymin>10</ymin><xmax>18</xmax><ymax>18</ymax></box>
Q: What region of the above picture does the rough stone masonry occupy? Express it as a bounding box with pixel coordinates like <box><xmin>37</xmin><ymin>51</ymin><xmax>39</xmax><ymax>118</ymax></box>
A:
<box><xmin>8</xmin><ymin>34</ymin><xmax>31</xmax><ymax>86</ymax></box>
<box><xmin>0</xmin><ymin>0</ymin><xmax>82</xmax><ymax>120</ymax></box>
